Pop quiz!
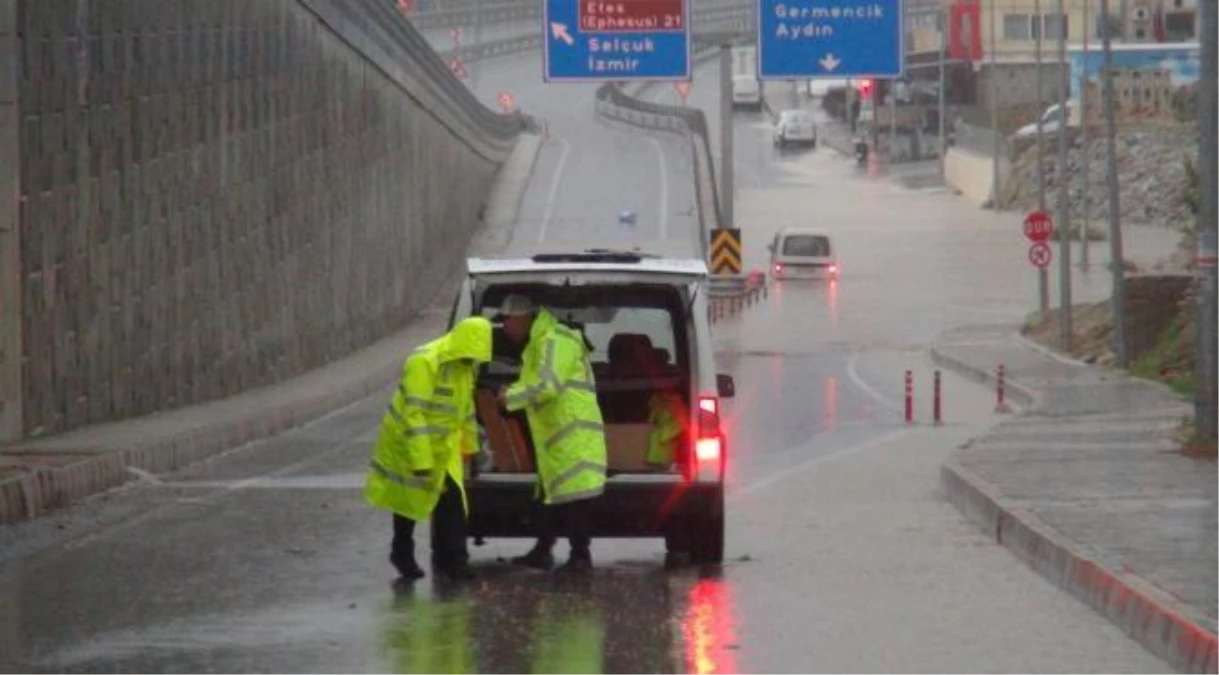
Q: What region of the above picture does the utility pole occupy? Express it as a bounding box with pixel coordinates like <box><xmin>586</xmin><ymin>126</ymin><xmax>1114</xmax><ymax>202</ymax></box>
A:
<box><xmin>937</xmin><ymin>2</ymin><xmax>946</xmax><ymax>177</ymax></box>
<box><xmin>719</xmin><ymin>44</ymin><xmax>734</xmax><ymax>226</ymax></box>
<box><xmin>1054</xmin><ymin>0</ymin><xmax>1072</xmax><ymax>350</ymax></box>
<box><xmin>1035</xmin><ymin>0</ymin><xmax>1050</xmax><ymax>312</ymax></box>
<box><xmin>1099</xmin><ymin>0</ymin><xmax>1128</xmax><ymax>367</ymax></box>
<box><xmin>984</xmin><ymin>0</ymin><xmax>994</xmax><ymax>209</ymax></box>
<box><xmin>889</xmin><ymin>78</ymin><xmax>898</xmax><ymax>160</ymax></box>
<box><xmin>1195</xmin><ymin>0</ymin><xmax>1217</xmax><ymax>439</ymax></box>
<box><xmin>471</xmin><ymin>0</ymin><xmax>483</xmax><ymax>91</ymax></box>
<box><xmin>1079</xmin><ymin>0</ymin><xmax>1091</xmax><ymax>270</ymax></box>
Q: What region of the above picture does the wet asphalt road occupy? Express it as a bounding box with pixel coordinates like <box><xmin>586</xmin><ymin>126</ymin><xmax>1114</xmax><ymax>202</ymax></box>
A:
<box><xmin>0</xmin><ymin>51</ymin><xmax>1179</xmax><ymax>673</ymax></box>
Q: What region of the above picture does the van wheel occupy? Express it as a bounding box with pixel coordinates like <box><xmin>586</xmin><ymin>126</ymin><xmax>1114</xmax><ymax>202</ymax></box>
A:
<box><xmin>689</xmin><ymin>489</ymin><xmax>725</xmax><ymax>565</ymax></box>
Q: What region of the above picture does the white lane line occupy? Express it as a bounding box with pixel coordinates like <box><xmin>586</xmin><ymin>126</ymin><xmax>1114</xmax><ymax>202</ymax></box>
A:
<box><xmin>731</xmin><ymin>427</ymin><xmax>913</xmax><ymax>498</ymax></box>
<box><xmin>649</xmin><ymin>137</ymin><xmax>670</xmax><ymax>239</ymax></box>
<box><xmin>537</xmin><ymin>133</ymin><xmax>572</xmax><ymax>245</ymax></box>
<box><xmin>846</xmin><ymin>350</ymin><xmax>903</xmax><ymax>413</ymax></box>
<box><xmin>125</xmin><ymin>467</ymin><xmax>162</xmax><ymax>485</ymax></box>
<box><xmin>59</xmin><ymin>433</ymin><xmax>373</xmax><ymax>552</ymax></box>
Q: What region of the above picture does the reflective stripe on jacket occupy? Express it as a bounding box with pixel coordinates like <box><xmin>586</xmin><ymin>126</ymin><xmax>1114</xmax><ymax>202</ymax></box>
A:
<box><xmin>504</xmin><ymin>309</ymin><xmax>608</xmax><ymax>506</ymax></box>
<box><xmin>364</xmin><ymin>317</ymin><xmax>491</xmax><ymax>521</ymax></box>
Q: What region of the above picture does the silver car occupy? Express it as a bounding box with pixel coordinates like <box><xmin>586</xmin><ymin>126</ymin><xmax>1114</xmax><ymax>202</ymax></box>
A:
<box><xmin>773</xmin><ymin>109</ymin><xmax>817</xmax><ymax>149</ymax></box>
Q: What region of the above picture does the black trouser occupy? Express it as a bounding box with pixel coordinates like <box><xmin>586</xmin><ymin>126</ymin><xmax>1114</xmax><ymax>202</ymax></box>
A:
<box><xmin>532</xmin><ymin>496</ymin><xmax>594</xmax><ymax>561</ymax></box>
<box><xmin>391</xmin><ymin>474</ymin><xmax>468</xmax><ymax>573</ymax></box>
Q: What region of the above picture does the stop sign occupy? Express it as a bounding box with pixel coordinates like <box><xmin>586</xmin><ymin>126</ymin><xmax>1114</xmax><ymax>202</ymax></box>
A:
<box><xmin>1023</xmin><ymin>211</ymin><xmax>1054</xmax><ymax>243</ymax></box>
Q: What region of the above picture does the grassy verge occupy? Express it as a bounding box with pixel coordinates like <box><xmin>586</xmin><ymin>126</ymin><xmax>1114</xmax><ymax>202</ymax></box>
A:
<box><xmin>1130</xmin><ymin>304</ymin><xmax>1196</xmax><ymax>399</ymax></box>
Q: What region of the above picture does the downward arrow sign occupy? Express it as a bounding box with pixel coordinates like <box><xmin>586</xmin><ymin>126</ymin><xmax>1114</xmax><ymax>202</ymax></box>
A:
<box><xmin>551</xmin><ymin>22</ymin><xmax>575</xmax><ymax>46</ymax></box>
<box><xmin>819</xmin><ymin>53</ymin><xmax>841</xmax><ymax>72</ymax></box>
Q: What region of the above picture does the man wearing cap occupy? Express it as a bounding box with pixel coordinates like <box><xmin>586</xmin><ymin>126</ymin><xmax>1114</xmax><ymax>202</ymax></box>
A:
<box><xmin>364</xmin><ymin>316</ymin><xmax>493</xmax><ymax>584</ymax></box>
<box><xmin>496</xmin><ymin>294</ymin><xmax>607</xmax><ymax>574</ymax></box>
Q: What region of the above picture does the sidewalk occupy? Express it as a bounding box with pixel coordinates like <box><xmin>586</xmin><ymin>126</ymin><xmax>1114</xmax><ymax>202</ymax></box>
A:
<box><xmin>932</xmin><ymin>324</ymin><xmax>1217</xmax><ymax>674</ymax></box>
<box><xmin>0</xmin><ymin>133</ymin><xmax>544</xmax><ymax>527</ymax></box>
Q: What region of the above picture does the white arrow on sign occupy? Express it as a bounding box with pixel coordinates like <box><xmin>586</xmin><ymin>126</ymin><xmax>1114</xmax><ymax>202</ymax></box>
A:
<box><xmin>819</xmin><ymin>54</ymin><xmax>841</xmax><ymax>72</ymax></box>
<box><xmin>551</xmin><ymin>22</ymin><xmax>575</xmax><ymax>46</ymax></box>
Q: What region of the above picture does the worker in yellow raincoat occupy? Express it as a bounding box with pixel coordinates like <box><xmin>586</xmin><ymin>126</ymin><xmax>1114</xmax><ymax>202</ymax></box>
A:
<box><xmin>365</xmin><ymin>316</ymin><xmax>492</xmax><ymax>583</ymax></box>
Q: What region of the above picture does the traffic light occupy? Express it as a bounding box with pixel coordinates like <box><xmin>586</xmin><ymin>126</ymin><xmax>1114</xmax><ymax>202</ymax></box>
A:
<box><xmin>858</xmin><ymin>78</ymin><xmax>873</xmax><ymax>99</ymax></box>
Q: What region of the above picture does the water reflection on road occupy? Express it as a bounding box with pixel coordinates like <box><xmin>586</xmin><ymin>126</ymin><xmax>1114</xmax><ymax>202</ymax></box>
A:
<box><xmin>373</xmin><ymin>564</ymin><xmax>739</xmax><ymax>674</ymax></box>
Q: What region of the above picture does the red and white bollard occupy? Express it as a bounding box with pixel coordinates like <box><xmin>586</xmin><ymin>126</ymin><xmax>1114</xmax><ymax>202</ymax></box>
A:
<box><xmin>995</xmin><ymin>364</ymin><xmax>1012</xmax><ymax>413</ymax></box>
<box><xmin>904</xmin><ymin>370</ymin><xmax>914</xmax><ymax>424</ymax></box>
<box><xmin>933</xmin><ymin>370</ymin><xmax>943</xmax><ymax>426</ymax></box>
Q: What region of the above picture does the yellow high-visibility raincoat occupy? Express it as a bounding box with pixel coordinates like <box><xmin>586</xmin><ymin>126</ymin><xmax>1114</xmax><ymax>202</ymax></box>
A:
<box><xmin>504</xmin><ymin>309</ymin><xmax>607</xmax><ymax>505</ymax></box>
<box><xmin>364</xmin><ymin>317</ymin><xmax>492</xmax><ymax>521</ymax></box>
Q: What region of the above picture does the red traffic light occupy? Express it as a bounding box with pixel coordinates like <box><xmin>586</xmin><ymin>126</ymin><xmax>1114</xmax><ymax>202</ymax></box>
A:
<box><xmin>858</xmin><ymin>78</ymin><xmax>873</xmax><ymax>99</ymax></box>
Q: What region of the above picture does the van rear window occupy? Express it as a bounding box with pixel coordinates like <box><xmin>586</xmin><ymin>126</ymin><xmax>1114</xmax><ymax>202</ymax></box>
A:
<box><xmin>783</xmin><ymin>235</ymin><xmax>831</xmax><ymax>257</ymax></box>
<box><xmin>478</xmin><ymin>285</ymin><xmax>683</xmax><ymax>370</ymax></box>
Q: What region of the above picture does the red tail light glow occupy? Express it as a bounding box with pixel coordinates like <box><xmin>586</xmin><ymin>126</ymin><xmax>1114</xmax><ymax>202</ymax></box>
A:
<box><xmin>696</xmin><ymin>438</ymin><xmax>721</xmax><ymax>461</ymax></box>
<box><xmin>694</xmin><ymin>395</ymin><xmax>725</xmax><ymax>466</ymax></box>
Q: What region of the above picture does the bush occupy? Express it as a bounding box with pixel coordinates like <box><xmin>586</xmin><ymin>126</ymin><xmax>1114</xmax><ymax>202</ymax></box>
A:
<box><xmin>1049</xmin><ymin>224</ymin><xmax>1109</xmax><ymax>242</ymax></box>
<box><xmin>1184</xmin><ymin>153</ymin><xmax>1202</xmax><ymax>217</ymax></box>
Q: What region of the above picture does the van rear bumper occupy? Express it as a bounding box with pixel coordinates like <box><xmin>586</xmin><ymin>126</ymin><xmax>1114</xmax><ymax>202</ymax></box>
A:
<box><xmin>465</xmin><ymin>477</ymin><xmax>723</xmax><ymax>538</ymax></box>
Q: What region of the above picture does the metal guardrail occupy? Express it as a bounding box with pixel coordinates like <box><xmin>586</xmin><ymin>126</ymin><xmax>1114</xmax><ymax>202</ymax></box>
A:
<box><xmin>408</xmin><ymin>0</ymin><xmax>753</xmax><ymax>30</ymax></box>
<box><xmin>424</xmin><ymin>1</ymin><xmax>755</xmax><ymax>66</ymax></box>
<box><xmin>308</xmin><ymin>0</ymin><xmax>533</xmax><ymax>156</ymax></box>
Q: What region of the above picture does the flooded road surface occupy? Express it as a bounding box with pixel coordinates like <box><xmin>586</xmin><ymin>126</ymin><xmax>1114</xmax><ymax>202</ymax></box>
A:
<box><xmin>0</xmin><ymin>51</ymin><xmax>1178</xmax><ymax>675</ymax></box>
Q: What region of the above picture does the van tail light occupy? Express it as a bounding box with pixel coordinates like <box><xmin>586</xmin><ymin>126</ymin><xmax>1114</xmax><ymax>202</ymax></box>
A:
<box><xmin>694</xmin><ymin>395</ymin><xmax>724</xmax><ymax>464</ymax></box>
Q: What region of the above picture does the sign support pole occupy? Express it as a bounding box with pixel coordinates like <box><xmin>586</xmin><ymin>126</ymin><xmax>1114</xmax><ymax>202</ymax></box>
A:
<box><xmin>720</xmin><ymin>44</ymin><xmax>734</xmax><ymax>226</ymax></box>
<box><xmin>1195</xmin><ymin>0</ymin><xmax>1217</xmax><ymax>440</ymax></box>
<box><xmin>1055</xmin><ymin>0</ymin><xmax>1072</xmax><ymax>351</ymax></box>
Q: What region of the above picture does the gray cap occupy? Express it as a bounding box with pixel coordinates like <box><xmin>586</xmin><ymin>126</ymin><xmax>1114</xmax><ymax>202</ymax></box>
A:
<box><xmin>499</xmin><ymin>294</ymin><xmax>535</xmax><ymax>317</ymax></box>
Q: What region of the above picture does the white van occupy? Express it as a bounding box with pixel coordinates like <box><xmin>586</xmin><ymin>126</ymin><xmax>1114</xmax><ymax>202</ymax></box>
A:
<box><xmin>451</xmin><ymin>249</ymin><xmax>734</xmax><ymax>564</ymax></box>
<box><xmin>768</xmin><ymin>228</ymin><xmax>839</xmax><ymax>280</ymax></box>
<box><xmin>732</xmin><ymin>75</ymin><xmax>763</xmax><ymax>110</ymax></box>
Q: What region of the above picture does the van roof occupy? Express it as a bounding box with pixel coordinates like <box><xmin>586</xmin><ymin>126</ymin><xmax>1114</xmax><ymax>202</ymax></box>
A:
<box><xmin>467</xmin><ymin>250</ymin><xmax>708</xmax><ymax>276</ymax></box>
<box><xmin>777</xmin><ymin>227</ymin><xmax>832</xmax><ymax>237</ymax></box>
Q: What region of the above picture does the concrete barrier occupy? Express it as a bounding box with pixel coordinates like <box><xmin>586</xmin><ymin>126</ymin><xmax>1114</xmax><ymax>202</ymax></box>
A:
<box><xmin>0</xmin><ymin>0</ymin><xmax>525</xmax><ymax>444</ymax></box>
<box><xmin>943</xmin><ymin>146</ymin><xmax>1010</xmax><ymax>207</ymax></box>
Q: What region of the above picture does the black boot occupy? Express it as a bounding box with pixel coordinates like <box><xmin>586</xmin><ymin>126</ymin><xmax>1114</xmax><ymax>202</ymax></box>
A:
<box><xmin>511</xmin><ymin>546</ymin><xmax>556</xmax><ymax>571</ymax></box>
<box><xmin>438</xmin><ymin>563</ymin><xmax>477</xmax><ymax>582</ymax></box>
<box><xmin>555</xmin><ymin>556</ymin><xmax>593</xmax><ymax>576</ymax></box>
<box><xmin>390</xmin><ymin>553</ymin><xmax>426</xmax><ymax>581</ymax></box>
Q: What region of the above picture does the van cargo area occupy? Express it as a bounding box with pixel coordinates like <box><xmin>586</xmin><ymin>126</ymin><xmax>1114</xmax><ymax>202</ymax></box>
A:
<box><xmin>460</xmin><ymin>280</ymin><xmax>722</xmax><ymax>548</ymax></box>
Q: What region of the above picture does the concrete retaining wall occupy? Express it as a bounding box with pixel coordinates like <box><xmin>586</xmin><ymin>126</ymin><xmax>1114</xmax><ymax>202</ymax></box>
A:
<box><xmin>0</xmin><ymin>0</ymin><xmax>522</xmax><ymax>442</ymax></box>
<box><xmin>944</xmin><ymin>146</ymin><xmax>1010</xmax><ymax>207</ymax></box>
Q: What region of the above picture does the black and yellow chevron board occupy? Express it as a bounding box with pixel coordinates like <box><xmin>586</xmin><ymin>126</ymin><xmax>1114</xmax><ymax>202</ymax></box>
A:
<box><xmin>710</xmin><ymin>228</ymin><xmax>742</xmax><ymax>275</ymax></box>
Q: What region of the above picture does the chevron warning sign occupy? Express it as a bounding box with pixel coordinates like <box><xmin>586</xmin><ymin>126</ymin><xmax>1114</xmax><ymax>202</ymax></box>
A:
<box><xmin>710</xmin><ymin>228</ymin><xmax>741</xmax><ymax>275</ymax></box>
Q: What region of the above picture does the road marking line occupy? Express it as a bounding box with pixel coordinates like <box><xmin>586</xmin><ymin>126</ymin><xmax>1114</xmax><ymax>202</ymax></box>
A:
<box><xmin>58</xmin><ymin>434</ymin><xmax>374</xmax><ymax>552</ymax></box>
<box><xmin>537</xmin><ymin>133</ymin><xmax>571</xmax><ymax>245</ymax></box>
<box><xmin>731</xmin><ymin>427</ymin><xmax>913</xmax><ymax>498</ymax></box>
<box><xmin>846</xmin><ymin>350</ymin><xmax>903</xmax><ymax>413</ymax></box>
<box><xmin>125</xmin><ymin>467</ymin><xmax>162</xmax><ymax>485</ymax></box>
<box><xmin>649</xmin><ymin>137</ymin><xmax>669</xmax><ymax>240</ymax></box>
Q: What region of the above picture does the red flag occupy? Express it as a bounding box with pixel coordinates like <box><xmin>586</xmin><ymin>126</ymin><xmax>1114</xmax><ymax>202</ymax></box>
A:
<box><xmin>949</xmin><ymin>0</ymin><xmax>983</xmax><ymax>62</ymax></box>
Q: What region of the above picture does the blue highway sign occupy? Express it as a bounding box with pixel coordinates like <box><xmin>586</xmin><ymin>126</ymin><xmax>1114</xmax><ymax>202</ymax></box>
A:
<box><xmin>544</xmin><ymin>0</ymin><xmax>692</xmax><ymax>82</ymax></box>
<box><xmin>757</xmin><ymin>0</ymin><xmax>904</xmax><ymax>79</ymax></box>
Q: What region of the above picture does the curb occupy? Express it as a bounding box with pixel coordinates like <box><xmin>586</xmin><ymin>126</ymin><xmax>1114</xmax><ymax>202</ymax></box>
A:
<box><xmin>0</xmin><ymin>370</ymin><xmax>394</xmax><ymax>526</ymax></box>
<box><xmin>0</xmin><ymin>134</ymin><xmax>545</xmax><ymax>528</ymax></box>
<box><xmin>928</xmin><ymin>342</ymin><xmax>1038</xmax><ymax>411</ymax></box>
<box><xmin>1012</xmin><ymin>331</ymin><xmax>1092</xmax><ymax>368</ymax></box>
<box><xmin>942</xmin><ymin>459</ymin><xmax>1219</xmax><ymax>674</ymax></box>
